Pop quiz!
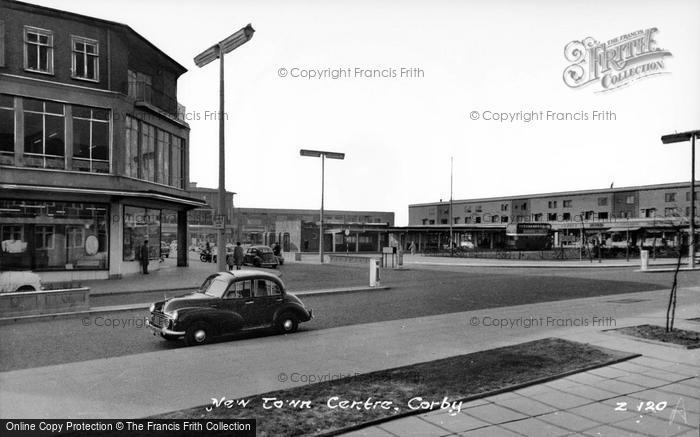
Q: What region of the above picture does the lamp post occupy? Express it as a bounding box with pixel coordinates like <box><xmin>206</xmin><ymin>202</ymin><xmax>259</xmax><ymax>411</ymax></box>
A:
<box><xmin>194</xmin><ymin>24</ymin><xmax>254</xmax><ymax>271</ymax></box>
<box><xmin>300</xmin><ymin>149</ymin><xmax>346</xmax><ymax>263</ymax></box>
<box><xmin>661</xmin><ymin>130</ymin><xmax>699</xmax><ymax>269</ymax></box>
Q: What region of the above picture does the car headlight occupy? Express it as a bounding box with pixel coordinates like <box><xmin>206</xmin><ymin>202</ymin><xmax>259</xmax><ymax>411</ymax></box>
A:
<box><xmin>149</xmin><ymin>303</ymin><xmax>155</xmax><ymax>313</ymax></box>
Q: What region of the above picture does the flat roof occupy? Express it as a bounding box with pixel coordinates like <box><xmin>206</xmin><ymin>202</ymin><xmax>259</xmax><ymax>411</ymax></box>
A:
<box><xmin>410</xmin><ymin>181</ymin><xmax>699</xmax><ymax>208</ymax></box>
<box><xmin>235</xmin><ymin>207</ymin><xmax>394</xmax><ymax>216</ymax></box>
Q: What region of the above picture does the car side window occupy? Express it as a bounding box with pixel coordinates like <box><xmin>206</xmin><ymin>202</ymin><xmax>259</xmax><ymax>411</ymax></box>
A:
<box><xmin>270</xmin><ymin>282</ymin><xmax>282</xmax><ymax>296</ymax></box>
<box><xmin>227</xmin><ymin>280</ymin><xmax>252</xmax><ymax>299</ymax></box>
<box><xmin>254</xmin><ymin>280</ymin><xmax>269</xmax><ymax>297</ymax></box>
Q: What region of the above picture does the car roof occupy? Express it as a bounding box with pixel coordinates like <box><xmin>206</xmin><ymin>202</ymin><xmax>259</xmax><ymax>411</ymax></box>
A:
<box><xmin>216</xmin><ymin>270</ymin><xmax>282</xmax><ymax>280</ymax></box>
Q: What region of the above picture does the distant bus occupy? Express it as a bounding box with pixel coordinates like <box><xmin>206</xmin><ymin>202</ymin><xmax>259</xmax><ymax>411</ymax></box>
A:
<box><xmin>505</xmin><ymin>223</ymin><xmax>552</xmax><ymax>250</ymax></box>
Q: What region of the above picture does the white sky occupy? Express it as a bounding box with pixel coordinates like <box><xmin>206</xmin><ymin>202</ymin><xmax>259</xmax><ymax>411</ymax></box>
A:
<box><xmin>31</xmin><ymin>0</ymin><xmax>700</xmax><ymax>225</ymax></box>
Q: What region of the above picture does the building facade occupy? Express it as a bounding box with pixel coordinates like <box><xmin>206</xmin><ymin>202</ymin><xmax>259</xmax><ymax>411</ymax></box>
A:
<box><xmin>186</xmin><ymin>182</ymin><xmax>235</xmax><ymax>251</ymax></box>
<box><xmin>399</xmin><ymin>182</ymin><xmax>698</xmax><ymax>251</ymax></box>
<box><xmin>232</xmin><ymin>208</ymin><xmax>395</xmax><ymax>253</ymax></box>
<box><xmin>0</xmin><ymin>0</ymin><xmax>205</xmax><ymax>280</ymax></box>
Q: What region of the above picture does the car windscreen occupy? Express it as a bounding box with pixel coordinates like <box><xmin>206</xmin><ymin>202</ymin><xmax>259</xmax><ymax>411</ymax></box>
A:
<box><xmin>203</xmin><ymin>278</ymin><xmax>229</xmax><ymax>298</ymax></box>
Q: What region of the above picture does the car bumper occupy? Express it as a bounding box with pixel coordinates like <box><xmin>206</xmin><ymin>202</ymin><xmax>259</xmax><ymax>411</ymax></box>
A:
<box><xmin>146</xmin><ymin>320</ymin><xmax>185</xmax><ymax>337</ymax></box>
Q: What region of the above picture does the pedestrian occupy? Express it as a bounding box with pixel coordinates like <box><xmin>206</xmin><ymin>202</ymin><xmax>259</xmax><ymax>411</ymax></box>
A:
<box><xmin>226</xmin><ymin>250</ymin><xmax>234</xmax><ymax>271</ymax></box>
<box><xmin>409</xmin><ymin>241</ymin><xmax>416</xmax><ymax>255</ymax></box>
<box><xmin>140</xmin><ymin>239</ymin><xmax>150</xmax><ymax>274</ymax></box>
<box><xmin>273</xmin><ymin>242</ymin><xmax>281</xmax><ymax>257</ymax></box>
<box><xmin>233</xmin><ymin>241</ymin><xmax>244</xmax><ymax>270</ymax></box>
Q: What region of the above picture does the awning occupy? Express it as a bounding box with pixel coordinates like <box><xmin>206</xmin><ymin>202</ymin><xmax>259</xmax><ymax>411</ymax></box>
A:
<box><xmin>0</xmin><ymin>183</ymin><xmax>207</xmax><ymax>208</ymax></box>
<box><xmin>606</xmin><ymin>226</ymin><xmax>642</xmax><ymax>233</ymax></box>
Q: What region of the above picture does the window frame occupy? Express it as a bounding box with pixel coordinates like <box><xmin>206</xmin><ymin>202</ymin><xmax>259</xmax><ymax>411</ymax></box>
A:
<box><xmin>72</xmin><ymin>105</ymin><xmax>110</xmax><ymax>173</ymax></box>
<box><xmin>70</xmin><ymin>35</ymin><xmax>100</xmax><ymax>82</ymax></box>
<box><xmin>23</xmin><ymin>26</ymin><xmax>54</xmax><ymax>75</ymax></box>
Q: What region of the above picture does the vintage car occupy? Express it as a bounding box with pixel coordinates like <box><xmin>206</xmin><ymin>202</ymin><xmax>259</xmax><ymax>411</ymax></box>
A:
<box><xmin>0</xmin><ymin>271</ymin><xmax>43</xmax><ymax>292</ymax></box>
<box><xmin>243</xmin><ymin>245</ymin><xmax>279</xmax><ymax>268</ymax></box>
<box><xmin>147</xmin><ymin>270</ymin><xmax>312</xmax><ymax>346</ymax></box>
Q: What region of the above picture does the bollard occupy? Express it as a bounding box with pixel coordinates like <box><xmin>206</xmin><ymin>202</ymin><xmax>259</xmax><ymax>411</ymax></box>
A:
<box><xmin>369</xmin><ymin>258</ymin><xmax>381</xmax><ymax>287</ymax></box>
<box><xmin>640</xmin><ymin>250</ymin><xmax>649</xmax><ymax>271</ymax></box>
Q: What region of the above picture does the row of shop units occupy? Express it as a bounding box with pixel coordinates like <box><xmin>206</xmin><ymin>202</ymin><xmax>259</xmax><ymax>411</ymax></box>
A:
<box><xmin>387</xmin><ymin>218</ymin><xmax>696</xmax><ymax>252</ymax></box>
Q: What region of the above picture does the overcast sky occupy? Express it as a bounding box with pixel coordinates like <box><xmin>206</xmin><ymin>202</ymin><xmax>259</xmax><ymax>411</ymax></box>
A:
<box><xmin>32</xmin><ymin>0</ymin><xmax>700</xmax><ymax>225</ymax></box>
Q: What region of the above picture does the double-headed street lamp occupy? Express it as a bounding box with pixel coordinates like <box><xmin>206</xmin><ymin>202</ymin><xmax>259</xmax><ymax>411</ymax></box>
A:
<box><xmin>661</xmin><ymin>129</ymin><xmax>699</xmax><ymax>269</ymax></box>
<box><xmin>194</xmin><ymin>24</ymin><xmax>254</xmax><ymax>271</ymax></box>
<box><xmin>300</xmin><ymin>149</ymin><xmax>345</xmax><ymax>263</ymax></box>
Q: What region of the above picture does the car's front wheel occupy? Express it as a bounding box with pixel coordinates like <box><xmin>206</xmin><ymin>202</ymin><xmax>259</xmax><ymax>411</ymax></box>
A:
<box><xmin>276</xmin><ymin>312</ymin><xmax>298</xmax><ymax>334</ymax></box>
<box><xmin>184</xmin><ymin>322</ymin><xmax>213</xmax><ymax>346</ymax></box>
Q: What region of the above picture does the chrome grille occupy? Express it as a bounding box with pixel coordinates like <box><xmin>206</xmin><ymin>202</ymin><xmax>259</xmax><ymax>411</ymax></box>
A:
<box><xmin>150</xmin><ymin>311</ymin><xmax>168</xmax><ymax>328</ymax></box>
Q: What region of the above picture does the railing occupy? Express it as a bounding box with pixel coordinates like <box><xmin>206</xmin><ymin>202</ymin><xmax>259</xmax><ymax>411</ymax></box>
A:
<box><xmin>128</xmin><ymin>80</ymin><xmax>186</xmax><ymax>122</ymax></box>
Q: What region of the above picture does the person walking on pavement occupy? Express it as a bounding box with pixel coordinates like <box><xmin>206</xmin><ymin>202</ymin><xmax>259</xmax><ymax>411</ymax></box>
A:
<box><xmin>233</xmin><ymin>241</ymin><xmax>244</xmax><ymax>270</ymax></box>
<box><xmin>409</xmin><ymin>240</ymin><xmax>416</xmax><ymax>255</ymax></box>
<box><xmin>226</xmin><ymin>247</ymin><xmax>234</xmax><ymax>271</ymax></box>
<box><xmin>140</xmin><ymin>240</ymin><xmax>150</xmax><ymax>274</ymax></box>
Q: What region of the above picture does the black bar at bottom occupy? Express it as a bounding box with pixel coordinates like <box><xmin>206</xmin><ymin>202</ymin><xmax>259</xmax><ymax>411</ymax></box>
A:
<box><xmin>1</xmin><ymin>419</ymin><xmax>256</xmax><ymax>437</ymax></box>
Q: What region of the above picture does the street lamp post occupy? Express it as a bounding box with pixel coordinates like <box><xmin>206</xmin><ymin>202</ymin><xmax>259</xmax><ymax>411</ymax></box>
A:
<box><xmin>300</xmin><ymin>149</ymin><xmax>345</xmax><ymax>263</ymax></box>
<box><xmin>661</xmin><ymin>130</ymin><xmax>699</xmax><ymax>269</ymax></box>
<box><xmin>194</xmin><ymin>24</ymin><xmax>254</xmax><ymax>272</ymax></box>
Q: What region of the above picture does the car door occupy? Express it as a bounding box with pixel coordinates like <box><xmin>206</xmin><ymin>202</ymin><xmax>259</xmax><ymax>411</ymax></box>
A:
<box><xmin>218</xmin><ymin>280</ymin><xmax>253</xmax><ymax>332</ymax></box>
<box><xmin>251</xmin><ymin>278</ymin><xmax>282</xmax><ymax>325</ymax></box>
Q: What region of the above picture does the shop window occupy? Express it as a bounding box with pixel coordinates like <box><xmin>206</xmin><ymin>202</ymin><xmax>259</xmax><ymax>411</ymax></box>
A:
<box><xmin>157</xmin><ymin>130</ymin><xmax>170</xmax><ymax>185</ymax></box>
<box><xmin>0</xmin><ymin>200</ymin><xmax>108</xmax><ymax>270</ymax></box>
<box><xmin>562</xmin><ymin>212</ymin><xmax>571</xmax><ymax>221</ymax></box>
<box><xmin>123</xmin><ymin>206</ymin><xmax>161</xmax><ymax>261</ymax></box>
<box><xmin>23</xmin><ymin>98</ymin><xmax>65</xmax><ymax>169</ymax></box>
<box><xmin>72</xmin><ymin>105</ymin><xmax>109</xmax><ymax>173</ymax></box>
<box><xmin>598</xmin><ymin>212</ymin><xmax>609</xmax><ymax>220</ymax></box>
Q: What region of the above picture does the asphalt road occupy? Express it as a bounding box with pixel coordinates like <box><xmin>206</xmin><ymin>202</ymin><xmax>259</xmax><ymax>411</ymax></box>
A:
<box><xmin>0</xmin><ymin>264</ymin><xmax>696</xmax><ymax>372</ymax></box>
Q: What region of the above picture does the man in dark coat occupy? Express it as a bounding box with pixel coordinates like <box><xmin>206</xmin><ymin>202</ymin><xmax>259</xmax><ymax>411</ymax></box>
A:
<box><xmin>233</xmin><ymin>242</ymin><xmax>244</xmax><ymax>270</ymax></box>
<box><xmin>140</xmin><ymin>240</ymin><xmax>150</xmax><ymax>274</ymax></box>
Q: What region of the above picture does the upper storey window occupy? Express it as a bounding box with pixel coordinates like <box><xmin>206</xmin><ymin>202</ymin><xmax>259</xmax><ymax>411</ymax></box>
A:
<box><xmin>71</xmin><ymin>36</ymin><xmax>99</xmax><ymax>81</ymax></box>
<box><xmin>24</xmin><ymin>26</ymin><xmax>54</xmax><ymax>74</ymax></box>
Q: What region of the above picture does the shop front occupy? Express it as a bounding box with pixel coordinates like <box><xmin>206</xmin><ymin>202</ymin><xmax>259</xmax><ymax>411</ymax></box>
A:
<box><xmin>0</xmin><ymin>184</ymin><xmax>204</xmax><ymax>282</ymax></box>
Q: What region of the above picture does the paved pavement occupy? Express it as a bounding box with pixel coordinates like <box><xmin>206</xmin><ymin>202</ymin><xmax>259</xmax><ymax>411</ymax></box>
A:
<box><xmin>1</xmin><ymin>286</ymin><xmax>698</xmax><ymax>435</ymax></box>
<box><xmin>67</xmin><ymin>252</ymin><xmax>682</xmax><ymax>298</ymax></box>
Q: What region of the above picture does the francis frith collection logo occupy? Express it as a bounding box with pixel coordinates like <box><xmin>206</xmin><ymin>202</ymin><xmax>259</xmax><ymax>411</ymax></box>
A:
<box><xmin>563</xmin><ymin>28</ymin><xmax>672</xmax><ymax>92</ymax></box>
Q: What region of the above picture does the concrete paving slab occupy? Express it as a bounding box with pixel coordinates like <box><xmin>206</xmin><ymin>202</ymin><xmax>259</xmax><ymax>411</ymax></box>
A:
<box><xmin>460</xmin><ymin>403</ymin><xmax>527</xmax><ymax>425</ymax></box>
<box><xmin>457</xmin><ymin>425</ymin><xmax>524</xmax><ymax>437</ymax></box>
<box><xmin>341</xmin><ymin>426</ymin><xmax>397</xmax><ymax>437</ymax></box>
<box><xmin>527</xmin><ymin>390</ymin><xmax>592</xmax><ymax>410</ymax></box>
<box><xmin>376</xmin><ymin>416</ymin><xmax>449</xmax><ymax>437</ymax></box>
<box><xmin>491</xmin><ymin>395</ymin><xmax>558</xmax><ymax>416</ymax></box>
<box><xmin>500</xmin><ymin>418</ymin><xmax>571</xmax><ymax>437</ymax></box>
<box><xmin>568</xmin><ymin>401</ymin><xmax>637</xmax><ymax>424</ymax></box>
<box><xmin>613</xmin><ymin>414</ymin><xmax>694</xmax><ymax>437</ymax></box>
<box><xmin>419</xmin><ymin>410</ymin><xmax>490</xmax><ymax>434</ymax></box>
<box><xmin>537</xmin><ymin>410</ymin><xmax>601</xmax><ymax>432</ymax></box>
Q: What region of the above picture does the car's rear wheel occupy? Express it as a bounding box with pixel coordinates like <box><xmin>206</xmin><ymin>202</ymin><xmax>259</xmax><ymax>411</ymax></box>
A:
<box><xmin>16</xmin><ymin>285</ymin><xmax>35</xmax><ymax>292</ymax></box>
<box><xmin>184</xmin><ymin>322</ymin><xmax>213</xmax><ymax>346</ymax></box>
<box><xmin>276</xmin><ymin>312</ymin><xmax>298</xmax><ymax>334</ymax></box>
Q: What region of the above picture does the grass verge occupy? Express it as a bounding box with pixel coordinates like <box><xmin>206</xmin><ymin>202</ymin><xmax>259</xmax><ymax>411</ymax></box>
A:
<box><xmin>146</xmin><ymin>337</ymin><xmax>635</xmax><ymax>436</ymax></box>
<box><xmin>609</xmin><ymin>324</ymin><xmax>700</xmax><ymax>349</ymax></box>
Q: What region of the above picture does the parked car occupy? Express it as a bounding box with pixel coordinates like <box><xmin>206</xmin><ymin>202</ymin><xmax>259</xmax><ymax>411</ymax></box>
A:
<box><xmin>0</xmin><ymin>271</ymin><xmax>43</xmax><ymax>292</ymax></box>
<box><xmin>243</xmin><ymin>245</ymin><xmax>279</xmax><ymax>268</ymax></box>
<box><xmin>146</xmin><ymin>270</ymin><xmax>313</xmax><ymax>346</ymax></box>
